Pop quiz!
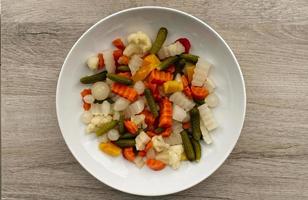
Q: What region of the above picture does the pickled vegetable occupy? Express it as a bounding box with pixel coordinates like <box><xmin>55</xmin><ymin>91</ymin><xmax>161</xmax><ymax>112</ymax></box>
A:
<box><xmin>150</xmin><ymin>27</ymin><xmax>168</xmax><ymax>54</ymax></box>
<box><xmin>80</xmin><ymin>71</ymin><xmax>107</xmax><ymax>84</ymax></box>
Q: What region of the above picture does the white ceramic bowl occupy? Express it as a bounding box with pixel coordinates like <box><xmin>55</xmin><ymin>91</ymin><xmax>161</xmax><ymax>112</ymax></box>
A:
<box><xmin>56</xmin><ymin>6</ymin><xmax>246</xmax><ymax>196</ymax></box>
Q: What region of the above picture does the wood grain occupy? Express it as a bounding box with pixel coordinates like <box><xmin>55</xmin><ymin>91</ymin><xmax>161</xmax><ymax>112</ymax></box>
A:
<box><xmin>1</xmin><ymin>0</ymin><xmax>308</xmax><ymax>199</ymax></box>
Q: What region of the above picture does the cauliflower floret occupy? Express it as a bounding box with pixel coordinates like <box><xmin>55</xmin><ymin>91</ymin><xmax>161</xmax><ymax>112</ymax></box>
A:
<box><xmin>152</xmin><ymin>135</ymin><xmax>170</xmax><ymax>152</ymax></box>
<box><xmin>91</xmin><ymin>116</ymin><xmax>104</xmax><ymax>126</ymax></box>
<box><xmin>86</xmin><ymin>123</ymin><xmax>96</xmax><ymax>133</ymax></box>
<box><xmin>131</xmin><ymin>114</ymin><xmax>145</xmax><ymax>126</ymax></box>
<box><xmin>135</xmin><ymin>131</ymin><xmax>151</xmax><ymax>150</ymax></box>
<box><xmin>123</xmin><ymin>43</ymin><xmax>142</xmax><ymax>57</ymax></box>
<box><xmin>99</xmin><ymin>115</ymin><xmax>112</xmax><ymax>124</ymax></box>
<box><xmin>168</xmin><ymin>145</ymin><xmax>184</xmax><ymax>169</ymax></box>
<box><xmin>81</xmin><ymin>111</ymin><xmax>93</xmax><ymax>124</ymax></box>
<box><xmin>125</xmin><ymin>31</ymin><xmax>152</xmax><ymax>55</ymax></box>
<box><xmin>86</xmin><ymin>55</ymin><xmax>98</xmax><ymax>70</ymax></box>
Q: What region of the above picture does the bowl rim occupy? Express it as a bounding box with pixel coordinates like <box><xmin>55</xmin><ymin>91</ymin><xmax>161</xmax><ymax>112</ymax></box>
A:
<box><xmin>56</xmin><ymin>6</ymin><xmax>246</xmax><ymax>196</ymax></box>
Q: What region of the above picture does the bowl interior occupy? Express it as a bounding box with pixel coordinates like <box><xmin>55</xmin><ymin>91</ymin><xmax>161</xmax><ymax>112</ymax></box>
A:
<box><xmin>56</xmin><ymin>7</ymin><xmax>246</xmax><ymax>196</ymax></box>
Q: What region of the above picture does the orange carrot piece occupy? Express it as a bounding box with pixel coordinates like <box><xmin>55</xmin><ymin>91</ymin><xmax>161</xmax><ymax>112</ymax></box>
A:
<box><xmin>145</xmin><ymin>141</ymin><xmax>153</xmax><ymax>152</ymax></box>
<box><xmin>111</xmin><ymin>83</ymin><xmax>138</xmax><ymax>102</ymax></box>
<box><xmin>141</xmin><ymin>109</ymin><xmax>156</xmax><ymax>125</ymax></box>
<box><xmin>80</xmin><ymin>89</ymin><xmax>91</xmax><ymax>97</ymax></box>
<box><xmin>123</xmin><ymin>147</ymin><xmax>135</xmax><ymax>162</ymax></box>
<box><xmin>83</xmin><ymin>102</ymin><xmax>91</xmax><ymax>111</ymax></box>
<box><xmin>149</xmin><ymin>70</ymin><xmax>173</xmax><ymax>85</ymax></box>
<box><xmin>158</xmin><ymin>98</ymin><xmax>173</xmax><ymax>128</ymax></box>
<box><xmin>146</xmin><ymin>159</ymin><xmax>166</xmax><ymax>171</ymax></box>
<box><xmin>146</xmin><ymin>131</ymin><xmax>157</xmax><ymax>138</ymax></box>
<box><xmin>112</xmin><ymin>38</ymin><xmax>125</xmax><ymax>50</ymax></box>
<box><xmin>182</xmin><ymin>121</ymin><xmax>191</xmax><ymax>129</ymax></box>
<box><xmin>181</xmin><ymin>75</ymin><xmax>189</xmax><ymax>87</ymax></box>
<box><xmin>124</xmin><ymin>120</ymin><xmax>138</xmax><ymax>134</ymax></box>
<box><xmin>138</xmin><ymin>151</ymin><xmax>146</xmax><ymax>157</ymax></box>
<box><xmin>166</xmin><ymin>64</ymin><xmax>176</xmax><ymax>73</ymax></box>
<box><xmin>113</xmin><ymin>49</ymin><xmax>123</xmax><ymax>62</ymax></box>
<box><xmin>98</xmin><ymin>53</ymin><xmax>105</xmax><ymax>69</ymax></box>
<box><xmin>191</xmin><ymin>86</ymin><xmax>209</xmax><ymax>100</ymax></box>
<box><xmin>183</xmin><ymin>86</ymin><xmax>192</xmax><ymax>99</ymax></box>
<box><xmin>117</xmin><ymin>55</ymin><xmax>129</xmax><ymax>65</ymax></box>
<box><xmin>161</xmin><ymin>127</ymin><xmax>172</xmax><ymax>137</ymax></box>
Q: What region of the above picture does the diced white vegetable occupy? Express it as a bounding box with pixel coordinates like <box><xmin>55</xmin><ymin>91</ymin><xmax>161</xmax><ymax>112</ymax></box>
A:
<box><xmin>90</xmin><ymin>103</ymin><xmax>102</xmax><ymax>115</ymax></box>
<box><xmin>127</xmin><ymin>31</ymin><xmax>152</xmax><ymax>54</ymax></box>
<box><xmin>97</xmin><ymin>134</ymin><xmax>109</xmax><ymax>143</ymax></box>
<box><xmin>205</xmin><ymin>93</ymin><xmax>219</xmax><ymax>108</ymax></box>
<box><xmin>152</xmin><ymin>135</ymin><xmax>170</xmax><ymax>152</ymax></box>
<box><xmin>191</xmin><ymin>67</ymin><xmax>207</xmax><ymax>86</ymax></box>
<box><xmin>123</xmin><ymin>43</ymin><xmax>142</xmax><ymax>57</ymax></box>
<box><xmin>146</xmin><ymin>148</ymin><xmax>156</xmax><ymax>159</ymax></box>
<box><xmin>135</xmin><ymin>131</ymin><xmax>151</xmax><ymax>150</ymax></box>
<box><xmin>196</xmin><ymin>58</ymin><xmax>212</xmax><ymax>76</ymax></box>
<box><xmin>113</xmin><ymin>111</ymin><xmax>120</xmax><ymax>120</ymax></box>
<box><xmin>164</xmin><ymin>132</ymin><xmax>182</xmax><ymax>145</ymax></box>
<box><xmin>182</xmin><ymin>112</ymin><xmax>190</xmax><ymax>122</ymax></box>
<box><xmin>200</xmin><ymin>120</ymin><xmax>213</xmax><ymax>144</ymax></box>
<box><xmin>204</xmin><ymin>78</ymin><xmax>216</xmax><ymax>93</ymax></box>
<box><xmin>86</xmin><ymin>55</ymin><xmax>98</xmax><ymax>70</ymax></box>
<box><xmin>131</xmin><ymin>114</ymin><xmax>145</xmax><ymax>126</ymax></box>
<box><xmin>101</xmin><ymin>101</ymin><xmax>111</xmax><ymax>116</ymax></box>
<box><xmin>198</xmin><ymin>104</ymin><xmax>218</xmax><ymax>131</ymax></box>
<box><xmin>103</xmin><ymin>50</ymin><xmax>116</xmax><ymax>73</ymax></box>
<box><xmin>124</xmin><ymin>98</ymin><xmax>145</xmax><ymax>117</ymax></box>
<box><xmin>100</xmin><ymin>115</ymin><xmax>113</xmax><ymax>124</ymax></box>
<box><xmin>157</xmin><ymin>41</ymin><xmax>185</xmax><ymax>60</ymax></box>
<box><xmin>107</xmin><ymin>129</ymin><xmax>120</xmax><ymax>141</ymax></box>
<box><xmin>155</xmin><ymin>150</ymin><xmax>169</xmax><ymax>164</ymax></box>
<box><xmin>83</xmin><ymin>94</ymin><xmax>95</xmax><ymax>104</ymax></box>
<box><xmin>172</xmin><ymin>121</ymin><xmax>183</xmax><ymax>134</ymax></box>
<box><xmin>169</xmin><ymin>92</ymin><xmax>195</xmax><ymax>111</ymax></box>
<box><xmin>172</xmin><ymin>104</ymin><xmax>188</xmax><ymax>122</ymax></box>
<box><xmin>113</xmin><ymin>97</ymin><xmax>130</xmax><ymax>111</ymax></box>
<box><xmin>134</xmin><ymin>156</ymin><xmax>145</xmax><ymax>168</ymax></box>
<box><xmin>133</xmin><ymin>81</ymin><xmax>145</xmax><ymax>95</ymax></box>
<box><xmin>128</xmin><ymin>55</ymin><xmax>143</xmax><ymax>75</ymax></box>
<box><xmin>86</xmin><ymin>123</ymin><xmax>96</xmax><ymax>133</ymax></box>
<box><xmin>91</xmin><ymin>82</ymin><xmax>110</xmax><ymax>100</ymax></box>
<box><xmin>91</xmin><ymin>116</ymin><xmax>104</xmax><ymax>126</ymax></box>
<box><xmin>81</xmin><ymin>111</ymin><xmax>93</xmax><ymax>124</ymax></box>
<box><xmin>168</xmin><ymin>145</ymin><xmax>184</xmax><ymax>169</ymax></box>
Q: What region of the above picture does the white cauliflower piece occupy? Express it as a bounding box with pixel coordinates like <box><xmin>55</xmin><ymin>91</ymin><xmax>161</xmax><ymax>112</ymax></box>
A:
<box><xmin>86</xmin><ymin>55</ymin><xmax>98</xmax><ymax>70</ymax></box>
<box><xmin>86</xmin><ymin>123</ymin><xmax>96</xmax><ymax>133</ymax></box>
<box><xmin>123</xmin><ymin>43</ymin><xmax>142</xmax><ymax>57</ymax></box>
<box><xmin>127</xmin><ymin>31</ymin><xmax>152</xmax><ymax>54</ymax></box>
<box><xmin>91</xmin><ymin>116</ymin><xmax>104</xmax><ymax>126</ymax></box>
<box><xmin>131</xmin><ymin>114</ymin><xmax>145</xmax><ymax>126</ymax></box>
<box><xmin>152</xmin><ymin>135</ymin><xmax>170</xmax><ymax>152</ymax></box>
<box><xmin>81</xmin><ymin>111</ymin><xmax>93</xmax><ymax>124</ymax></box>
<box><xmin>168</xmin><ymin>145</ymin><xmax>184</xmax><ymax>169</ymax></box>
<box><xmin>135</xmin><ymin>131</ymin><xmax>151</xmax><ymax>151</ymax></box>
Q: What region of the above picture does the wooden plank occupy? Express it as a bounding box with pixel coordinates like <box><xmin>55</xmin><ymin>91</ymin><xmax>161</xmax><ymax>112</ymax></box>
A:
<box><xmin>2</xmin><ymin>0</ymin><xmax>308</xmax><ymax>199</ymax></box>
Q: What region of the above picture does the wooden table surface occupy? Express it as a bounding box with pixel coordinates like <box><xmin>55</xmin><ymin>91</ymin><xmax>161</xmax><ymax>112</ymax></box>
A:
<box><xmin>2</xmin><ymin>0</ymin><xmax>308</xmax><ymax>199</ymax></box>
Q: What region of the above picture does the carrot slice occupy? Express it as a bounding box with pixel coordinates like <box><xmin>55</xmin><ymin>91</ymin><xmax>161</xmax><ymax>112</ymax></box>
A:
<box><xmin>146</xmin><ymin>131</ymin><xmax>157</xmax><ymax>138</ymax></box>
<box><xmin>161</xmin><ymin>127</ymin><xmax>172</xmax><ymax>137</ymax></box>
<box><xmin>183</xmin><ymin>86</ymin><xmax>192</xmax><ymax>99</ymax></box>
<box><xmin>113</xmin><ymin>49</ymin><xmax>123</xmax><ymax>62</ymax></box>
<box><xmin>111</xmin><ymin>83</ymin><xmax>138</xmax><ymax>102</ymax></box>
<box><xmin>145</xmin><ymin>141</ymin><xmax>153</xmax><ymax>152</ymax></box>
<box><xmin>141</xmin><ymin>109</ymin><xmax>156</xmax><ymax>125</ymax></box>
<box><xmin>98</xmin><ymin>53</ymin><xmax>105</xmax><ymax>70</ymax></box>
<box><xmin>146</xmin><ymin>159</ymin><xmax>166</xmax><ymax>171</ymax></box>
<box><xmin>112</xmin><ymin>38</ymin><xmax>125</xmax><ymax>50</ymax></box>
<box><xmin>123</xmin><ymin>147</ymin><xmax>135</xmax><ymax>162</ymax></box>
<box><xmin>80</xmin><ymin>89</ymin><xmax>91</xmax><ymax>97</ymax></box>
<box><xmin>117</xmin><ymin>55</ymin><xmax>129</xmax><ymax>65</ymax></box>
<box><xmin>83</xmin><ymin>102</ymin><xmax>91</xmax><ymax>111</ymax></box>
<box><xmin>149</xmin><ymin>70</ymin><xmax>173</xmax><ymax>85</ymax></box>
<box><xmin>182</xmin><ymin>121</ymin><xmax>191</xmax><ymax>129</ymax></box>
<box><xmin>138</xmin><ymin>151</ymin><xmax>146</xmax><ymax>157</ymax></box>
<box><xmin>124</xmin><ymin>120</ymin><xmax>138</xmax><ymax>134</ymax></box>
<box><xmin>191</xmin><ymin>86</ymin><xmax>209</xmax><ymax>100</ymax></box>
<box><xmin>158</xmin><ymin>98</ymin><xmax>173</xmax><ymax>128</ymax></box>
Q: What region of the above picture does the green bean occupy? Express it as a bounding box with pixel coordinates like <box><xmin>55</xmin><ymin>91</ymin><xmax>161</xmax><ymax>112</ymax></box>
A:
<box><xmin>96</xmin><ymin>120</ymin><xmax>118</xmax><ymax>136</ymax></box>
<box><xmin>117</xmin><ymin>65</ymin><xmax>130</xmax><ymax>72</ymax></box>
<box><xmin>194</xmin><ymin>99</ymin><xmax>205</xmax><ymax>105</ymax></box>
<box><xmin>150</xmin><ymin>27</ymin><xmax>168</xmax><ymax>54</ymax></box>
<box><xmin>180</xmin><ymin>130</ymin><xmax>195</xmax><ymax>161</ymax></box>
<box><xmin>80</xmin><ymin>71</ymin><xmax>107</xmax><ymax>84</ymax></box>
<box><xmin>190</xmin><ymin>107</ymin><xmax>202</xmax><ymax>140</ymax></box>
<box><xmin>180</xmin><ymin>54</ymin><xmax>199</xmax><ymax>64</ymax></box>
<box><xmin>118</xmin><ymin>112</ymin><xmax>125</xmax><ymax>134</ymax></box>
<box><xmin>114</xmin><ymin>139</ymin><xmax>136</xmax><ymax>148</ymax></box>
<box><xmin>175</xmin><ymin>58</ymin><xmax>186</xmax><ymax>74</ymax></box>
<box><xmin>158</xmin><ymin>56</ymin><xmax>180</xmax><ymax>70</ymax></box>
<box><xmin>191</xmin><ymin>139</ymin><xmax>201</xmax><ymax>161</ymax></box>
<box><xmin>106</xmin><ymin>98</ymin><xmax>115</xmax><ymax>104</ymax></box>
<box><xmin>107</xmin><ymin>73</ymin><xmax>133</xmax><ymax>85</ymax></box>
<box><xmin>144</xmin><ymin>89</ymin><xmax>159</xmax><ymax>118</ymax></box>
<box><xmin>119</xmin><ymin>133</ymin><xmax>136</xmax><ymax>139</ymax></box>
<box><xmin>93</xmin><ymin>98</ymin><xmax>114</xmax><ymax>104</ymax></box>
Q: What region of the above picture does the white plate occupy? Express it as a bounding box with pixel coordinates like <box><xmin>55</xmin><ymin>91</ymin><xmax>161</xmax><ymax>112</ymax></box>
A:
<box><xmin>56</xmin><ymin>6</ymin><xmax>246</xmax><ymax>196</ymax></box>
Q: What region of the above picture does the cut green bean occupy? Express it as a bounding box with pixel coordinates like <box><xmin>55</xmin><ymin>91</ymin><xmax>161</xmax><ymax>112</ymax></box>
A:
<box><xmin>150</xmin><ymin>27</ymin><xmax>168</xmax><ymax>54</ymax></box>
<box><xmin>119</xmin><ymin>133</ymin><xmax>136</xmax><ymax>139</ymax></box>
<box><xmin>194</xmin><ymin>99</ymin><xmax>205</xmax><ymax>105</ymax></box>
<box><xmin>80</xmin><ymin>71</ymin><xmax>107</xmax><ymax>84</ymax></box>
<box><xmin>94</xmin><ymin>98</ymin><xmax>114</xmax><ymax>104</ymax></box>
<box><xmin>174</xmin><ymin>58</ymin><xmax>186</xmax><ymax>74</ymax></box>
<box><xmin>117</xmin><ymin>65</ymin><xmax>130</xmax><ymax>72</ymax></box>
<box><xmin>114</xmin><ymin>139</ymin><xmax>136</xmax><ymax>148</ymax></box>
<box><xmin>107</xmin><ymin>73</ymin><xmax>133</xmax><ymax>85</ymax></box>
<box><xmin>144</xmin><ymin>89</ymin><xmax>159</xmax><ymax>118</ymax></box>
<box><xmin>180</xmin><ymin>130</ymin><xmax>195</xmax><ymax>161</ymax></box>
<box><xmin>190</xmin><ymin>107</ymin><xmax>202</xmax><ymax>140</ymax></box>
<box><xmin>158</xmin><ymin>56</ymin><xmax>180</xmax><ymax>70</ymax></box>
<box><xmin>180</xmin><ymin>54</ymin><xmax>199</xmax><ymax>64</ymax></box>
<box><xmin>118</xmin><ymin>112</ymin><xmax>125</xmax><ymax>134</ymax></box>
<box><xmin>191</xmin><ymin>139</ymin><xmax>201</xmax><ymax>161</ymax></box>
<box><xmin>96</xmin><ymin>120</ymin><xmax>118</xmax><ymax>136</ymax></box>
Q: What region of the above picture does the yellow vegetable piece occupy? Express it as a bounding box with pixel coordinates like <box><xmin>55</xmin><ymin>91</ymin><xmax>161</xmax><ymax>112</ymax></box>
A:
<box><xmin>132</xmin><ymin>54</ymin><xmax>160</xmax><ymax>82</ymax></box>
<box><xmin>163</xmin><ymin>80</ymin><xmax>183</xmax><ymax>94</ymax></box>
<box><xmin>181</xmin><ymin>152</ymin><xmax>188</xmax><ymax>161</ymax></box>
<box><xmin>99</xmin><ymin>142</ymin><xmax>122</xmax><ymax>157</ymax></box>
<box><xmin>184</xmin><ymin>63</ymin><xmax>195</xmax><ymax>83</ymax></box>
